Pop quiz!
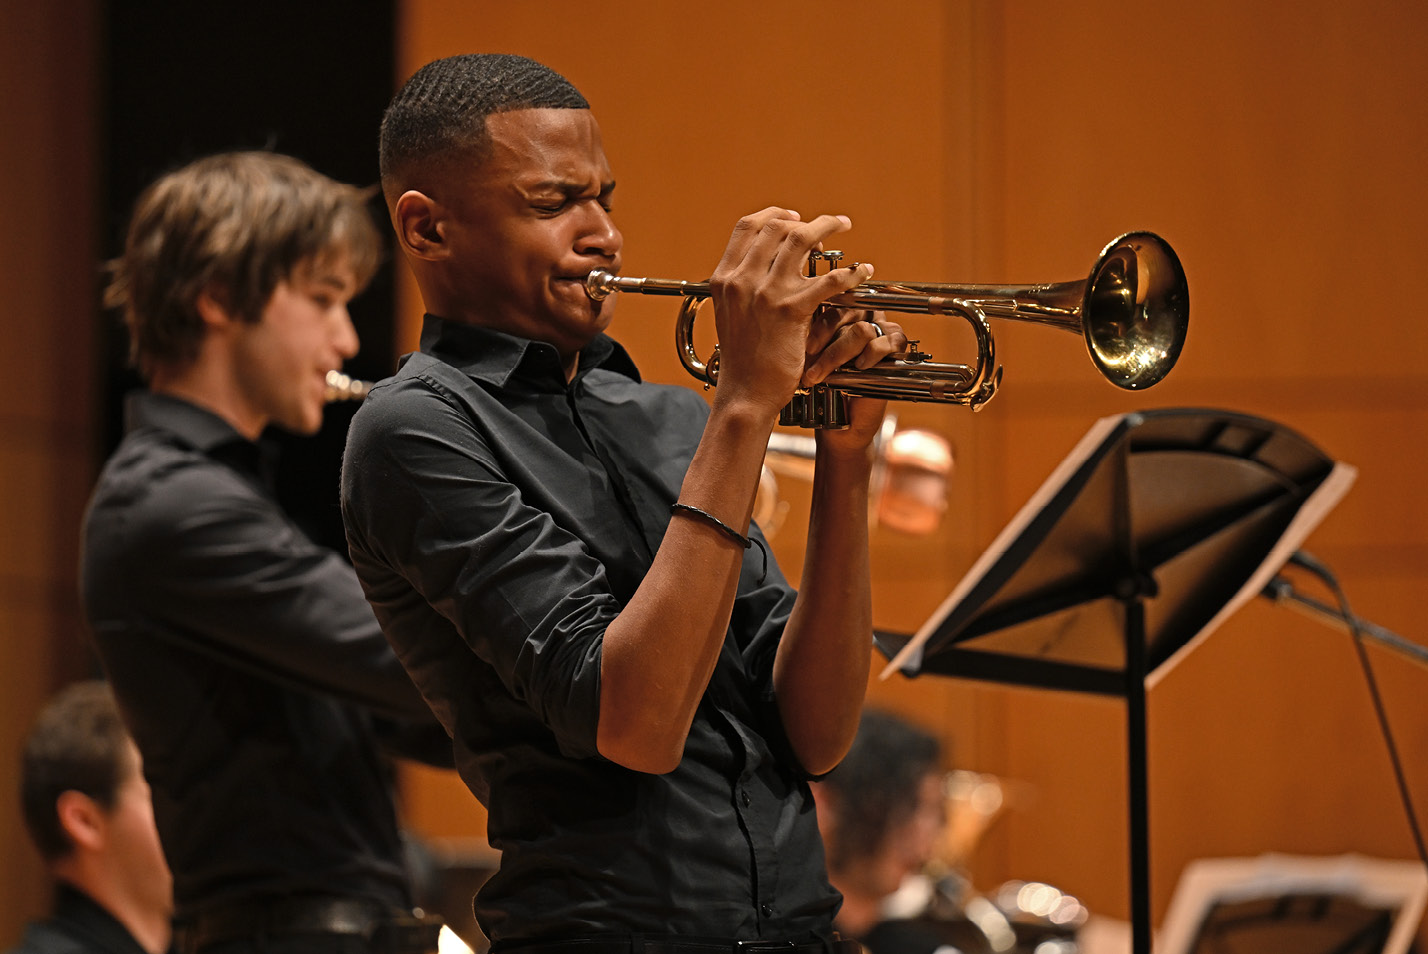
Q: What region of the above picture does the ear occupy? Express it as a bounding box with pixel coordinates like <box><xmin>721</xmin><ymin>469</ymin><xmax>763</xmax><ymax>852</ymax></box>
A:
<box><xmin>195</xmin><ymin>287</ymin><xmax>236</xmax><ymax>330</ymax></box>
<box><xmin>393</xmin><ymin>190</ymin><xmax>448</xmax><ymax>262</ymax></box>
<box><xmin>55</xmin><ymin>790</ymin><xmax>107</xmax><ymax>853</ymax></box>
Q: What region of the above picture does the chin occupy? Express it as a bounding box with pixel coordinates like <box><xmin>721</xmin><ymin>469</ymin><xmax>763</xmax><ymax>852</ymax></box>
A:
<box><xmin>277</xmin><ymin>407</ymin><xmax>325</xmax><ymax>436</ymax></box>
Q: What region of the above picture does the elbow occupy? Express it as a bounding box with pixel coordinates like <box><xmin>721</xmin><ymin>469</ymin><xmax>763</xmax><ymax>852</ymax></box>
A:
<box><xmin>783</xmin><ymin>721</ymin><xmax>859</xmax><ymax>778</ymax></box>
<box><xmin>596</xmin><ymin>717</ymin><xmax>687</xmax><ymax>775</ymax></box>
<box><xmin>796</xmin><ymin>743</ymin><xmax>851</xmax><ymax>779</ymax></box>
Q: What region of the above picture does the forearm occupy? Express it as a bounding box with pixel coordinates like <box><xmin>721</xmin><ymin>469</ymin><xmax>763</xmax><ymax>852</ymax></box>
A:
<box><xmin>596</xmin><ymin>397</ymin><xmax>776</xmax><ymax>773</ymax></box>
<box><xmin>597</xmin><ymin>208</ymin><xmax>877</xmax><ymax>773</ymax></box>
<box><xmin>773</xmin><ymin>439</ymin><xmax>876</xmax><ymax>775</ymax></box>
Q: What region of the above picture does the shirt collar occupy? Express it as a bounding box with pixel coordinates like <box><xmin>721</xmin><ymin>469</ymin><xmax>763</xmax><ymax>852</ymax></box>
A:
<box><xmin>124</xmin><ymin>390</ymin><xmax>278</xmax><ymax>486</ymax></box>
<box><xmin>417</xmin><ymin>313</ymin><xmax>642</xmax><ymax>389</ymax></box>
<box><xmin>52</xmin><ymin>882</ymin><xmax>163</xmax><ymax>954</ymax></box>
<box><xmin>125</xmin><ymin>390</ymin><xmax>248</xmax><ymax>454</ymax></box>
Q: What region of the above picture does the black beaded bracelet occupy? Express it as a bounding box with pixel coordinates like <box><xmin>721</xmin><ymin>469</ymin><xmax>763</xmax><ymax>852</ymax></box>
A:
<box><xmin>671</xmin><ymin>499</ymin><xmax>771</xmax><ymax>582</ymax></box>
<box><xmin>669</xmin><ymin>502</ymin><xmax>751</xmax><ymax>549</ymax></box>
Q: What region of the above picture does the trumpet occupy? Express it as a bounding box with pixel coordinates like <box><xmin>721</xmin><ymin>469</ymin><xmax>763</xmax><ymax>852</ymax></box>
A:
<box><xmin>324</xmin><ymin>370</ymin><xmax>371</xmax><ymax>402</ymax></box>
<box><xmin>584</xmin><ymin>231</ymin><xmax>1189</xmax><ymax>428</ymax></box>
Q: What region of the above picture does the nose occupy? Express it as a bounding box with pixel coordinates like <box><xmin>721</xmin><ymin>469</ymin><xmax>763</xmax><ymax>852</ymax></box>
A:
<box><xmin>577</xmin><ymin>202</ymin><xmax>622</xmax><ymax>259</ymax></box>
<box><xmin>333</xmin><ymin>306</ymin><xmax>360</xmax><ymax>360</ymax></box>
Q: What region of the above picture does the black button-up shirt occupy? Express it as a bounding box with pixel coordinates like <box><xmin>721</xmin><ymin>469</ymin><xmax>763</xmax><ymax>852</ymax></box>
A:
<box><xmin>340</xmin><ymin>316</ymin><xmax>841</xmax><ymax>948</ymax></box>
<box><xmin>81</xmin><ymin>392</ymin><xmax>445</xmax><ymax>915</ymax></box>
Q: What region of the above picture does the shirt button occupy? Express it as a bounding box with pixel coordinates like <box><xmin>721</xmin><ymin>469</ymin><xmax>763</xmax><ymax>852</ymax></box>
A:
<box><xmin>760</xmin><ymin>904</ymin><xmax>773</xmax><ymax>918</ymax></box>
<box><xmin>741</xmin><ymin>790</ymin><xmax>751</xmax><ymax>807</ymax></box>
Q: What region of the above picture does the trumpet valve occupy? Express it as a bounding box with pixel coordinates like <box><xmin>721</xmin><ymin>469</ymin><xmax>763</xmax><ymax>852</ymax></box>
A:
<box><xmin>779</xmin><ymin>387</ymin><xmax>849</xmax><ymax>429</ymax></box>
<box><xmin>900</xmin><ymin>340</ymin><xmax>931</xmax><ymax>364</ymax></box>
<box><xmin>807</xmin><ymin>248</ymin><xmax>844</xmax><ymax>276</ymax></box>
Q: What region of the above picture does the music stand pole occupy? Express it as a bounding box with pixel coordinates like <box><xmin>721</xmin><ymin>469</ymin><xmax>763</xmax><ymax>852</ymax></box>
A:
<box><xmin>1124</xmin><ymin>588</ymin><xmax>1153</xmax><ymax>954</ymax></box>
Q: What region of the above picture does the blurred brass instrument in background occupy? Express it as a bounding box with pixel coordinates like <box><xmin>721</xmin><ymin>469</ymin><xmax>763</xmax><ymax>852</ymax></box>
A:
<box><xmin>881</xmin><ymin>770</ymin><xmax>1089</xmax><ymax>954</ymax></box>
<box><xmin>757</xmin><ymin>414</ymin><xmax>953</xmax><ymax>539</ymax></box>
<box><xmin>584</xmin><ymin>231</ymin><xmax>1189</xmax><ymax>428</ymax></box>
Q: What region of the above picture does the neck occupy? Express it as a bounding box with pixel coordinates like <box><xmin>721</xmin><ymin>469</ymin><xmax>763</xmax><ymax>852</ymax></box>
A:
<box><xmin>832</xmin><ymin>888</ymin><xmax>883</xmax><ymax>938</ymax></box>
<box><xmin>56</xmin><ymin>873</ymin><xmax>172</xmax><ymax>954</ymax></box>
<box><xmin>415</xmin><ymin>280</ymin><xmax>590</xmax><ymax>384</ymax></box>
<box><xmin>149</xmin><ymin>357</ymin><xmax>265</xmax><ymax>440</ymax></box>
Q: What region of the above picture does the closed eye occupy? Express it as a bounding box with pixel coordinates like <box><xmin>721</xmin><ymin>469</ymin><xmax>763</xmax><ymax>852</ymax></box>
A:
<box><xmin>528</xmin><ymin>179</ymin><xmax>616</xmax><ymax>216</ymax></box>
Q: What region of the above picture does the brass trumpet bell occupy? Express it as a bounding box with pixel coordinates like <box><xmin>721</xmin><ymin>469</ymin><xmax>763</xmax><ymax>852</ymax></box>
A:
<box><xmin>889</xmin><ymin>231</ymin><xmax>1188</xmax><ymax>392</ymax></box>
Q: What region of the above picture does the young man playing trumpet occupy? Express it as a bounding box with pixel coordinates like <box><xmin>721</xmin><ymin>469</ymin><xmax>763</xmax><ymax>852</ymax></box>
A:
<box><xmin>83</xmin><ymin>151</ymin><xmax>450</xmax><ymax>954</ymax></box>
<box><xmin>341</xmin><ymin>53</ymin><xmax>906</xmax><ymax>953</ymax></box>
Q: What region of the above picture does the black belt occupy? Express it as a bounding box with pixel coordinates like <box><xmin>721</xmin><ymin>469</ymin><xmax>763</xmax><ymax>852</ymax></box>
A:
<box><xmin>495</xmin><ymin>936</ymin><xmax>865</xmax><ymax>954</ymax></box>
<box><xmin>176</xmin><ymin>896</ymin><xmax>444</xmax><ymax>954</ymax></box>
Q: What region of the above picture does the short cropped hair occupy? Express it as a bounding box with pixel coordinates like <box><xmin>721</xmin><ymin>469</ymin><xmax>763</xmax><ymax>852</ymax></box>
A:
<box><xmin>379</xmin><ymin>53</ymin><xmax>589</xmax><ymax>195</ymax></box>
<box><xmin>821</xmin><ymin>709</ymin><xmax>943</xmax><ymax>870</ymax></box>
<box><xmin>105</xmin><ymin>151</ymin><xmax>383</xmax><ymax>379</ymax></box>
<box><xmin>19</xmin><ymin>681</ymin><xmax>135</xmax><ymax>862</ymax></box>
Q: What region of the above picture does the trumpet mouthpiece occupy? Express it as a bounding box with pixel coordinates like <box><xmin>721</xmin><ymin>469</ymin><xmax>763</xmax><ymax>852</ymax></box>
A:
<box><xmin>584</xmin><ymin>269</ymin><xmax>618</xmax><ymax>301</ymax></box>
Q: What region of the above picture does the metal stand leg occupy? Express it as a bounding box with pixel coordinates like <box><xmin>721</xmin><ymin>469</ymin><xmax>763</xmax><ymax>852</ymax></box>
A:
<box><xmin>1125</xmin><ymin>596</ymin><xmax>1152</xmax><ymax>954</ymax></box>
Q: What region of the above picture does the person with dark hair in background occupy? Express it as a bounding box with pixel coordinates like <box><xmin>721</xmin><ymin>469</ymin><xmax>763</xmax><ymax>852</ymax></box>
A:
<box><xmin>811</xmin><ymin>710</ymin><xmax>953</xmax><ymax>954</ymax></box>
<box><xmin>341</xmin><ymin>52</ymin><xmax>909</xmax><ymax>954</ymax></box>
<box><xmin>814</xmin><ymin>713</ymin><xmax>1081</xmax><ymax>954</ymax></box>
<box><xmin>82</xmin><ymin>151</ymin><xmax>452</xmax><ymax>954</ymax></box>
<box><xmin>9</xmin><ymin>680</ymin><xmax>173</xmax><ymax>954</ymax></box>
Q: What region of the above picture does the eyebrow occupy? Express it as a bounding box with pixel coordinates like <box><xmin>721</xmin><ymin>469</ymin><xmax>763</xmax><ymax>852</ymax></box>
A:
<box><xmin>311</xmin><ymin>271</ymin><xmax>356</xmax><ymax>293</ymax></box>
<box><xmin>523</xmin><ymin>177</ymin><xmax>617</xmax><ymax>195</ymax></box>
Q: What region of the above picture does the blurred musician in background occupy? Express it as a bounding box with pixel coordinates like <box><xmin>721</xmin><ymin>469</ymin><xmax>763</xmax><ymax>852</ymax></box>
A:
<box><xmin>812</xmin><ymin>709</ymin><xmax>955</xmax><ymax>954</ymax></box>
<box><xmin>815</xmin><ymin>711</ymin><xmax>1087</xmax><ymax>954</ymax></box>
<box><xmin>81</xmin><ymin>151</ymin><xmax>451</xmax><ymax>954</ymax></box>
<box><xmin>341</xmin><ymin>52</ymin><xmax>907</xmax><ymax>954</ymax></box>
<box><xmin>9</xmin><ymin>680</ymin><xmax>172</xmax><ymax>954</ymax></box>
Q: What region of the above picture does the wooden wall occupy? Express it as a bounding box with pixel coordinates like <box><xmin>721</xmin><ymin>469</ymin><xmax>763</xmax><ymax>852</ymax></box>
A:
<box><xmin>393</xmin><ymin>0</ymin><xmax>1428</xmax><ymax>940</ymax></box>
<box><xmin>953</xmin><ymin>0</ymin><xmax>1428</xmax><ymax>933</ymax></box>
<box><xmin>0</xmin><ymin>1</ymin><xmax>100</xmax><ymax>946</ymax></box>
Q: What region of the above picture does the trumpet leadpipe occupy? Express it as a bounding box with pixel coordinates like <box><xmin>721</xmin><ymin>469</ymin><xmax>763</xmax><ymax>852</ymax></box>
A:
<box><xmin>585</xmin><ymin>269</ymin><xmax>994</xmax><ymax>317</ymax></box>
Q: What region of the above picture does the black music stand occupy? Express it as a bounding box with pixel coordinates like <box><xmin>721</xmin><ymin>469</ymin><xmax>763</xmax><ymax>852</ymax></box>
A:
<box><xmin>876</xmin><ymin>407</ymin><xmax>1357</xmax><ymax>954</ymax></box>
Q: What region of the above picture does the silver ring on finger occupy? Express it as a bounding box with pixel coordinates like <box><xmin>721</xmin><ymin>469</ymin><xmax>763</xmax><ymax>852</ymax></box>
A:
<box><xmin>868</xmin><ymin>320</ymin><xmax>885</xmax><ymax>338</ymax></box>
